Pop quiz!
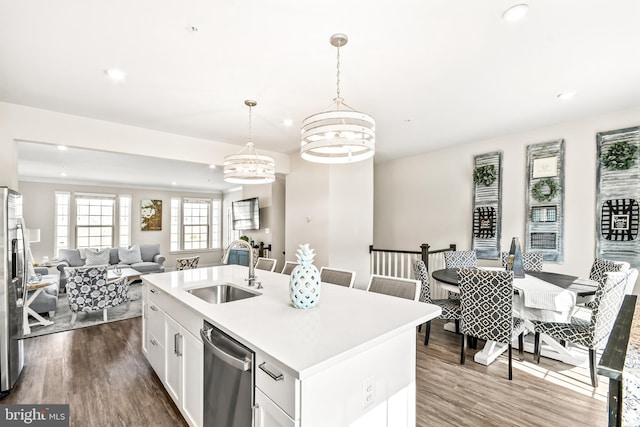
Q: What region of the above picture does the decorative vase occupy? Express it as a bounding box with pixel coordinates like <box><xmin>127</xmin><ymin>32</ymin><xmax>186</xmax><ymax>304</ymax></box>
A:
<box><xmin>290</xmin><ymin>244</ymin><xmax>321</xmax><ymax>309</ymax></box>
<box><xmin>507</xmin><ymin>237</ymin><xmax>525</xmax><ymax>278</ymax></box>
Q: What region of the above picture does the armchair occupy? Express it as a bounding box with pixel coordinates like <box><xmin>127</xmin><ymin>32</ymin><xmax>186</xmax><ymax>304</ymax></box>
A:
<box><xmin>65</xmin><ymin>265</ymin><xmax>129</xmax><ymax>323</ymax></box>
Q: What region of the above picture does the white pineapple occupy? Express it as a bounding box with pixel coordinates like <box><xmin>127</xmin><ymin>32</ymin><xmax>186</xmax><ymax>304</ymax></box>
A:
<box><xmin>290</xmin><ymin>244</ymin><xmax>321</xmax><ymax>309</ymax></box>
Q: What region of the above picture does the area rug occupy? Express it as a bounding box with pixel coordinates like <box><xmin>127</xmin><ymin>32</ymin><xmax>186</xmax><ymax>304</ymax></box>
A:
<box><xmin>24</xmin><ymin>283</ymin><xmax>142</xmax><ymax>338</ymax></box>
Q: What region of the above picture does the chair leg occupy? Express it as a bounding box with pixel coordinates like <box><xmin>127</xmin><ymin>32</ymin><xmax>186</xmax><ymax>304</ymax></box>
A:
<box><xmin>424</xmin><ymin>321</ymin><xmax>431</xmax><ymax>346</ymax></box>
<box><xmin>534</xmin><ymin>332</ymin><xmax>541</xmax><ymax>364</ymax></box>
<box><xmin>455</xmin><ymin>319</ymin><xmax>460</xmax><ymax>334</ymax></box>
<box><xmin>589</xmin><ymin>349</ymin><xmax>598</xmax><ymax>388</ymax></box>
<box><xmin>418</xmin><ymin>323</ymin><xmax>422</xmax><ymax>333</ymax></box>
<box><xmin>70</xmin><ymin>312</ymin><xmax>77</xmax><ymax>324</ymax></box>
<box><xmin>460</xmin><ymin>333</ymin><xmax>467</xmax><ymax>365</ymax></box>
<box><xmin>508</xmin><ymin>344</ymin><xmax>513</xmax><ymax>380</ymax></box>
<box><xmin>48</xmin><ymin>311</ymin><xmax>55</xmax><ymax>319</ymax></box>
<box><xmin>518</xmin><ymin>333</ymin><xmax>524</xmax><ymax>361</ymax></box>
<box><xmin>103</xmin><ymin>309</ymin><xmax>108</xmax><ymax>322</ymax></box>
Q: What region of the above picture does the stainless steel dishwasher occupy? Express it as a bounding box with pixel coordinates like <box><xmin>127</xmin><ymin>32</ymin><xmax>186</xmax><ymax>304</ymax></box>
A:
<box><xmin>201</xmin><ymin>320</ymin><xmax>254</xmax><ymax>427</ymax></box>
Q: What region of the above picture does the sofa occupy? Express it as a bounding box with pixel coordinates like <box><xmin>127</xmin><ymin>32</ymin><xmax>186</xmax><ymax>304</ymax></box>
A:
<box><xmin>56</xmin><ymin>244</ymin><xmax>165</xmax><ymax>292</ymax></box>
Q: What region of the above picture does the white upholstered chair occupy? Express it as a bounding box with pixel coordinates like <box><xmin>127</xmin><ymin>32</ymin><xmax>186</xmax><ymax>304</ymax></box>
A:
<box><xmin>255</xmin><ymin>257</ymin><xmax>278</xmax><ymax>272</ymax></box>
<box><xmin>366</xmin><ymin>274</ymin><xmax>420</xmax><ymax>301</ymax></box>
<box><xmin>319</xmin><ymin>267</ymin><xmax>356</xmax><ymax>288</ymax></box>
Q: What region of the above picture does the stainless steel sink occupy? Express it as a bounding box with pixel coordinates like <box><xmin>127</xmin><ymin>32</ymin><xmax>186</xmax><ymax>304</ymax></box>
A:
<box><xmin>186</xmin><ymin>284</ymin><xmax>260</xmax><ymax>304</ymax></box>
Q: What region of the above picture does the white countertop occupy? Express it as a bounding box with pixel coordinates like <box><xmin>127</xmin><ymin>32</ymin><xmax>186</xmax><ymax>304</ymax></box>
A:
<box><xmin>143</xmin><ymin>264</ymin><xmax>441</xmax><ymax>380</ymax></box>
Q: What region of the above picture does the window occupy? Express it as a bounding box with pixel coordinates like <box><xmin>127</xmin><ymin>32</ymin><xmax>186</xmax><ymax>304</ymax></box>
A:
<box><xmin>54</xmin><ymin>192</ymin><xmax>70</xmax><ymax>256</ymax></box>
<box><xmin>170</xmin><ymin>197</ymin><xmax>221</xmax><ymax>251</ymax></box>
<box><xmin>119</xmin><ymin>195</ymin><xmax>131</xmax><ymax>247</ymax></box>
<box><xmin>75</xmin><ymin>195</ymin><xmax>114</xmax><ymax>249</ymax></box>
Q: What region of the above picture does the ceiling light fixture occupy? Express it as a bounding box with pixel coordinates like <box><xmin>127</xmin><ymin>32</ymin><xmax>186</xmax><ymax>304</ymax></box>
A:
<box><xmin>104</xmin><ymin>68</ymin><xmax>126</xmax><ymax>82</ymax></box>
<box><xmin>502</xmin><ymin>4</ymin><xmax>529</xmax><ymax>22</ymax></box>
<box><xmin>208</xmin><ymin>164</ymin><xmax>216</xmax><ymax>169</ymax></box>
<box><xmin>57</xmin><ymin>145</ymin><xmax>68</xmax><ymax>151</ymax></box>
<box><xmin>283</xmin><ymin>119</ymin><xmax>293</xmax><ymax>127</ymax></box>
<box><xmin>301</xmin><ymin>33</ymin><xmax>375</xmax><ymax>164</ymax></box>
<box><xmin>223</xmin><ymin>100</ymin><xmax>276</xmax><ymax>184</ymax></box>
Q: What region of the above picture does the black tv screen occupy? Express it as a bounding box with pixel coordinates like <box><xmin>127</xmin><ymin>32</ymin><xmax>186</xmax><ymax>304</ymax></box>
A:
<box><xmin>232</xmin><ymin>197</ymin><xmax>260</xmax><ymax>230</ymax></box>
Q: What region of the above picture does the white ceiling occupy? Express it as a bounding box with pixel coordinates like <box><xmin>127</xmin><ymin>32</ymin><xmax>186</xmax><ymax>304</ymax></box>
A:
<box><xmin>3</xmin><ymin>1</ymin><xmax>640</xmax><ymax>191</ymax></box>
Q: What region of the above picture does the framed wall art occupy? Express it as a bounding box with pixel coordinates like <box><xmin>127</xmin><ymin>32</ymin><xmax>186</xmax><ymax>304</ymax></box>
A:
<box><xmin>525</xmin><ymin>140</ymin><xmax>565</xmax><ymax>263</ymax></box>
<box><xmin>471</xmin><ymin>151</ymin><xmax>502</xmax><ymax>259</ymax></box>
<box><xmin>596</xmin><ymin>125</ymin><xmax>640</xmax><ymax>267</ymax></box>
<box><xmin>141</xmin><ymin>199</ymin><xmax>162</xmax><ymax>231</ymax></box>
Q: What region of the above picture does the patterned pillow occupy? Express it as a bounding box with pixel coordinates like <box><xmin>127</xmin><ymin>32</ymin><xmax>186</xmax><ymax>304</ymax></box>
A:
<box><xmin>588</xmin><ymin>258</ymin><xmax>624</xmax><ymax>284</ymax></box>
<box><xmin>118</xmin><ymin>246</ymin><xmax>143</xmax><ymax>264</ymax></box>
<box><xmin>84</xmin><ymin>248</ymin><xmax>110</xmax><ymax>266</ymax></box>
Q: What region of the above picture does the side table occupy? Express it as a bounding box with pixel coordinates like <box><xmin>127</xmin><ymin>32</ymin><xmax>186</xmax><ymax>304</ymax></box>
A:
<box><xmin>23</xmin><ymin>281</ymin><xmax>55</xmax><ymax>335</ymax></box>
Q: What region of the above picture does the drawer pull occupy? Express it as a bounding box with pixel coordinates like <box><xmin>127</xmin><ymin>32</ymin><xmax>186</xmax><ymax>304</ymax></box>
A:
<box><xmin>258</xmin><ymin>362</ymin><xmax>284</xmax><ymax>382</ymax></box>
<box><xmin>150</xmin><ymin>288</ymin><xmax>158</xmax><ymax>294</ymax></box>
<box><xmin>150</xmin><ymin>305</ymin><xmax>158</xmax><ymax>311</ymax></box>
<box><xmin>150</xmin><ymin>338</ymin><xmax>158</xmax><ymax>346</ymax></box>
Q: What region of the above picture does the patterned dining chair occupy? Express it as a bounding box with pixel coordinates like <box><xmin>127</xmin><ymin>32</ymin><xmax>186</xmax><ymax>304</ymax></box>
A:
<box><xmin>255</xmin><ymin>257</ymin><xmax>278</xmax><ymax>272</ymax></box>
<box><xmin>532</xmin><ymin>269</ymin><xmax>630</xmax><ymax>387</ymax></box>
<box><xmin>581</xmin><ymin>258</ymin><xmax>631</xmax><ymax>309</ymax></box>
<box><xmin>500</xmin><ymin>251</ymin><xmax>543</xmax><ymax>272</ymax></box>
<box><xmin>320</xmin><ymin>267</ymin><xmax>356</xmax><ymax>288</ymax></box>
<box><xmin>65</xmin><ymin>265</ymin><xmax>129</xmax><ymax>323</ymax></box>
<box><xmin>412</xmin><ymin>260</ymin><xmax>461</xmax><ymax>345</ymax></box>
<box><xmin>280</xmin><ymin>261</ymin><xmax>299</xmax><ymax>275</ymax></box>
<box><xmin>175</xmin><ymin>255</ymin><xmax>199</xmax><ymax>270</ymax></box>
<box><xmin>367</xmin><ymin>274</ymin><xmax>420</xmax><ymax>301</ymax></box>
<box><xmin>443</xmin><ymin>250</ymin><xmax>478</xmax><ymax>299</ymax></box>
<box><xmin>458</xmin><ymin>268</ymin><xmax>525</xmax><ymax>380</ymax></box>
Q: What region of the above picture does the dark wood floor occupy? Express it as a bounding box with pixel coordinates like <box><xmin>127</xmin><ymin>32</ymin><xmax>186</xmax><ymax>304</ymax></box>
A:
<box><xmin>4</xmin><ymin>317</ymin><xmax>607</xmax><ymax>426</ymax></box>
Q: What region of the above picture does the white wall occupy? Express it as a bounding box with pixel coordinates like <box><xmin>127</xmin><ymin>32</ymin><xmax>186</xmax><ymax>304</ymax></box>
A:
<box><xmin>19</xmin><ymin>180</ymin><xmax>224</xmax><ymax>268</ymax></box>
<box><xmin>374</xmin><ymin>106</ymin><xmax>640</xmax><ymax>291</ymax></box>
<box><xmin>286</xmin><ymin>155</ymin><xmax>374</xmax><ymax>289</ymax></box>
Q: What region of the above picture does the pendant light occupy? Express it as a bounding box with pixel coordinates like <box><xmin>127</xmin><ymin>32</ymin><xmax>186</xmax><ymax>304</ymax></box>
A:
<box><xmin>301</xmin><ymin>33</ymin><xmax>375</xmax><ymax>164</ymax></box>
<box><xmin>223</xmin><ymin>100</ymin><xmax>276</xmax><ymax>184</ymax></box>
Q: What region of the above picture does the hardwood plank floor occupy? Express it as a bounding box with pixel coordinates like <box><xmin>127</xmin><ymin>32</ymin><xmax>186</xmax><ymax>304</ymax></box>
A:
<box><xmin>3</xmin><ymin>317</ymin><xmax>607</xmax><ymax>426</ymax></box>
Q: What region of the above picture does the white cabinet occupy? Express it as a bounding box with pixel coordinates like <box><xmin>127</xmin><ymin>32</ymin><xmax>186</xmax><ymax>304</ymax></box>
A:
<box><xmin>255</xmin><ymin>388</ymin><xmax>297</xmax><ymax>427</ymax></box>
<box><xmin>144</xmin><ymin>283</ymin><xmax>203</xmax><ymax>427</ymax></box>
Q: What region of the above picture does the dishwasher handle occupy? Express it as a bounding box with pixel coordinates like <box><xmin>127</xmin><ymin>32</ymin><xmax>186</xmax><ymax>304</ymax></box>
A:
<box><xmin>201</xmin><ymin>329</ymin><xmax>251</xmax><ymax>372</ymax></box>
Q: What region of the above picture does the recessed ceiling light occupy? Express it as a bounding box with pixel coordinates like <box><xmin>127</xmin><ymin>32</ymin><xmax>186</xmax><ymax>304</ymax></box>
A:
<box><xmin>189</xmin><ymin>25</ymin><xmax>199</xmax><ymax>33</ymax></box>
<box><xmin>60</xmin><ymin>172</ymin><xmax>67</xmax><ymax>177</ymax></box>
<box><xmin>502</xmin><ymin>4</ymin><xmax>529</xmax><ymax>22</ymax></box>
<box><xmin>57</xmin><ymin>145</ymin><xmax>68</xmax><ymax>151</ymax></box>
<box><xmin>557</xmin><ymin>92</ymin><xmax>576</xmax><ymax>101</ymax></box>
<box><xmin>208</xmin><ymin>164</ymin><xmax>216</xmax><ymax>169</ymax></box>
<box><xmin>104</xmin><ymin>68</ymin><xmax>126</xmax><ymax>82</ymax></box>
<box><xmin>172</xmin><ymin>182</ymin><xmax>177</xmax><ymax>186</ymax></box>
<box><xmin>283</xmin><ymin>119</ymin><xmax>293</xmax><ymax>127</ymax></box>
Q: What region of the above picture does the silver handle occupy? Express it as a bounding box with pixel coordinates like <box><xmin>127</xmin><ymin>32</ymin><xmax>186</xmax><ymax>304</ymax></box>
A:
<box><xmin>150</xmin><ymin>305</ymin><xmax>158</xmax><ymax>311</ymax></box>
<box><xmin>150</xmin><ymin>338</ymin><xmax>158</xmax><ymax>346</ymax></box>
<box><xmin>174</xmin><ymin>333</ymin><xmax>182</xmax><ymax>356</ymax></box>
<box><xmin>258</xmin><ymin>362</ymin><xmax>284</xmax><ymax>381</ymax></box>
<box><xmin>150</xmin><ymin>288</ymin><xmax>158</xmax><ymax>294</ymax></box>
<box><xmin>252</xmin><ymin>404</ymin><xmax>262</xmax><ymax>427</ymax></box>
<box><xmin>200</xmin><ymin>329</ymin><xmax>250</xmax><ymax>371</ymax></box>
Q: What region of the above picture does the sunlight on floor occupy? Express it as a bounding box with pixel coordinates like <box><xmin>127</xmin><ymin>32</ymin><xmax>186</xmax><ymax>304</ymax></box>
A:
<box><xmin>494</xmin><ymin>357</ymin><xmax>608</xmax><ymax>401</ymax></box>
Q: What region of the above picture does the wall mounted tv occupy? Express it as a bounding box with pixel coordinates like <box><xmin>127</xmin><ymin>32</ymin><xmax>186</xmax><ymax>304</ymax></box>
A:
<box><xmin>232</xmin><ymin>197</ymin><xmax>260</xmax><ymax>230</ymax></box>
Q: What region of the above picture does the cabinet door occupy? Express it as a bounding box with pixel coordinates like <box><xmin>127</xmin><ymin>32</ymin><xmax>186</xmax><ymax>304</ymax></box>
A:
<box><xmin>141</xmin><ymin>299</ymin><xmax>148</xmax><ymax>356</ymax></box>
<box><xmin>164</xmin><ymin>315</ymin><xmax>182</xmax><ymax>404</ymax></box>
<box><xmin>255</xmin><ymin>388</ymin><xmax>297</xmax><ymax>427</ymax></box>
<box><xmin>147</xmin><ymin>333</ymin><xmax>165</xmax><ymax>378</ymax></box>
<box><xmin>181</xmin><ymin>330</ymin><xmax>203</xmax><ymax>427</ymax></box>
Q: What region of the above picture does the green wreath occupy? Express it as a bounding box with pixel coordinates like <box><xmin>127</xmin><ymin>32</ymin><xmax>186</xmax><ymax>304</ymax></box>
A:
<box><xmin>600</xmin><ymin>141</ymin><xmax>638</xmax><ymax>171</ymax></box>
<box><xmin>473</xmin><ymin>165</ymin><xmax>497</xmax><ymax>186</ymax></box>
<box><xmin>532</xmin><ymin>178</ymin><xmax>558</xmax><ymax>202</ymax></box>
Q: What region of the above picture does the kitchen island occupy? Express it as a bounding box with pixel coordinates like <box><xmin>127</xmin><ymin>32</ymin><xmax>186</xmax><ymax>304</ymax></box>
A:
<box><xmin>142</xmin><ymin>264</ymin><xmax>441</xmax><ymax>427</ymax></box>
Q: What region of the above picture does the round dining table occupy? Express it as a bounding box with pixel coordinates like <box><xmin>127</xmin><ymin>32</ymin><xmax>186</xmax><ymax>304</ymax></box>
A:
<box><xmin>431</xmin><ymin>268</ymin><xmax>597</xmax><ymax>296</ymax></box>
<box><xmin>430</xmin><ymin>267</ymin><xmax>599</xmax><ymax>366</ymax></box>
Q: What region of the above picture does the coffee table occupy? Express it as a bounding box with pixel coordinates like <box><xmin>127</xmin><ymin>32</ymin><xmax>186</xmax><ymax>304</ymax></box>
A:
<box><xmin>108</xmin><ymin>267</ymin><xmax>141</xmax><ymax>283</ymax></box>
<box><xmin>23</xmin><ymin>280</ymin><xmax>56</xmax><ymax>335</ymax></box>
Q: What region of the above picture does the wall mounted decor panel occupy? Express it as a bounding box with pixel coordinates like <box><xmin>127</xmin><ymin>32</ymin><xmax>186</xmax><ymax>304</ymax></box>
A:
<box><xmin>471</xmin><ymin>151</ymin><xmax>502</xmax><ymax>259</ymax></box>
<box><xmin>596</xmin><ymin>126</ymin><xmax>640</xmax><ymax>268</ymax></box>
<box><xmin>525</xmin><ymin>140</ymin><xmax>565</xmax><ymax>263</ymax></box>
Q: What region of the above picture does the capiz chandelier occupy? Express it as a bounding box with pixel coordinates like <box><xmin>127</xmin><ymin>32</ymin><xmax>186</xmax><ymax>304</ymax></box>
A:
<box><xmin>223</xmin><ymin>100</ymin><xmax>276</xmax><ymax>184</ymax></box>
<box><xmin>301</xmin><ymin>33</ymin><xmax>375</xmax><ymax>164</ymax></box>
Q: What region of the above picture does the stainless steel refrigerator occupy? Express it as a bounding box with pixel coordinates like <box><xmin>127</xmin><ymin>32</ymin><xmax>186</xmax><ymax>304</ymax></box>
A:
<box><xmin>0</xmin><ymin>187</ymin><xmax>25</xmax><ymax>398</ymax></box>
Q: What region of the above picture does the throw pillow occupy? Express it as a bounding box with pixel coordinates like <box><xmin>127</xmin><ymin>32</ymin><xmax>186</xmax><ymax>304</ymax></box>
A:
<box><xmin>589</xmin><ymin>258</ymin><xmax>623</xmax><ymax>284</ymax></box>
<box><xmin>84</xmin><ymin>248</ymin><xmax>110</xmax><ymax>266</ymax></box>
<box><xmin>140</xmin><ymin>243</ymin><xmax>160</xmax><ymax>262</ymax></box>
<box><xmin>118</xmin><ymin>245</ymin><xmax>143</xmax><ymax>264</ymax></box>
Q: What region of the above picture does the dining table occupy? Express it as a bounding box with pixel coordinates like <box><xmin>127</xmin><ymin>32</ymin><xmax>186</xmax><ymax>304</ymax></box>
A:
<box><xmin>431</xmin><ymin>267</ymin><xmax>599</xmax><ymax>366</ymax></box>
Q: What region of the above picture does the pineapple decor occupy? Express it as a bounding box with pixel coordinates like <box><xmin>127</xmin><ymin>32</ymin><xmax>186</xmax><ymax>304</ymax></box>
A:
<box><xmin>290</xmin><ymin>244</ymin><xmax>321</xmax><ymax>309</ymax></box>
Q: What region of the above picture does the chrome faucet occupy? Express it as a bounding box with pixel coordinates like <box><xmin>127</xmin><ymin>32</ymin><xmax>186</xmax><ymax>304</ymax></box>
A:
<box><xmin>221</xmin><ymin>239</ymin><xmax>260</xmax><ymax>288</ymax></box>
